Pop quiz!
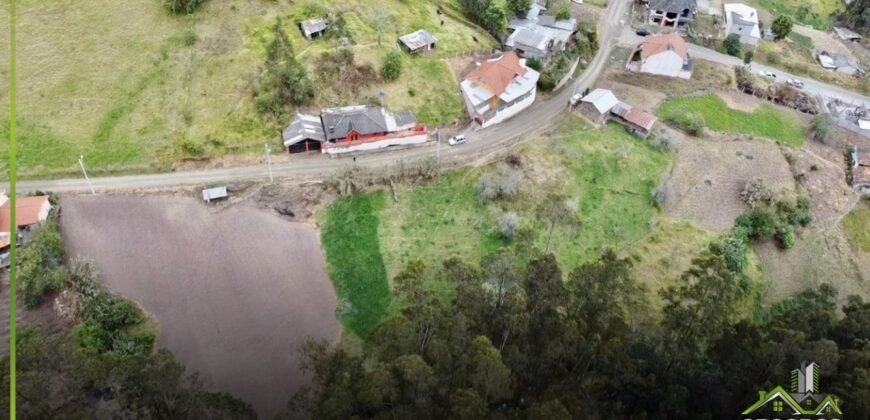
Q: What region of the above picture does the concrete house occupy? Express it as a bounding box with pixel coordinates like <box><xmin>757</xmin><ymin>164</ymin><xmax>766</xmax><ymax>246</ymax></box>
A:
<box><xmin>723</xmin><ymin>3</ymin><xmax>761</xmax><ymax>46</ymax></box>
<box><xmin>399</xmin><ymin>30</ymin><xmax>438</xmax><ymax>54</ymax></box>
<box><xmin>646</xmin><ymin>0</ymin><xmax>697</xmax><ymax>28</ymax></box>
<box><xmin>505</xmin><ymin>3</ymin><xmax>577</xmax><ymax>61</ymax></box>
<box><xmin>460</xmin><ymin>51</ymin><xmax>540</xmax><ymax>128</ymax></box>
<box><xmin>0</xmin><ymin>191</ymin><xmax>51</xmax><ymax>252</ymax></box>
<box><xmin>627</xmin><ymin>33</ymin><xmax>693</xmax><ymax>79</ymax></box>
<box><xmin>282</xmin><ymin>106</ymin><xmax>428</xmax><ymax>155</ymax></box>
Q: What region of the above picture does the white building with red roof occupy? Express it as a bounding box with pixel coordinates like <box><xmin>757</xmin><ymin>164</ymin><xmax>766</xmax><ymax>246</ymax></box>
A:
<box><xmin>0</xmin><ymin>191</ymin><xmax>52</xmax><ymax>251</ymax></box>
<box><xmin>627</xmin><ymin>33</ymin><xmax>693</xmax><ymax>79</ymax></box>
<box><xmin>460</xmin><ymin>51</ymin><xmax>540</xmax><ymax>128</ymax></box>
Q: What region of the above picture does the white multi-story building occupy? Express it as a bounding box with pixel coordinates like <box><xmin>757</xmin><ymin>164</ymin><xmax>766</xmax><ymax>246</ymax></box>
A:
<box><xmin>460</xmin><ymin>51</ymin><xmax>540</xmax><ymax>128</ymax></box>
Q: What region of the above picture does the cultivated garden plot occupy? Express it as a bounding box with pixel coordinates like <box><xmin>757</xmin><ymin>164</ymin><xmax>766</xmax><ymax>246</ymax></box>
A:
<box><xmin>60</xmin><ymin>195</ymin><xmax>340</xmax><ymax>418</ymax></box>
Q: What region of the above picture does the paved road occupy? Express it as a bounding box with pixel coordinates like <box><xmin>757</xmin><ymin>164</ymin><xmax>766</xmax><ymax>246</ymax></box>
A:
<box><xmin>10</xmin><ymin>2</ymin><xmax>869</xmax><ymax>193</ymax></box>
<box><xmin>617</xmin><ymin>29</ymin><xmax>870</xmax><ymax>105</ymax></box>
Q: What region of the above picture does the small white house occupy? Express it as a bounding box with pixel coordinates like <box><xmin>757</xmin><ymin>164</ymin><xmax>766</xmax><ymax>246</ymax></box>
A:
<box><xmin>627</xmin><ymin>33</ymin><xmax>693</xmax><ymax>79</ymax></box>
<box><xmin>723</xmin><ymin>3</ymin><xmax>760</xmax><ymax>46</ymax></box>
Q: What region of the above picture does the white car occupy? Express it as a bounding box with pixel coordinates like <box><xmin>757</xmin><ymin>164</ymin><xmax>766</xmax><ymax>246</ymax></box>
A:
<box><xmin>758</xmin><ymin>70</ymin><xmax>777</xmax><ymax>79</ymax></box>
<box><xmin>569</xmin><ymin>93</ymin><xmax>583</xmax><ymax>107</ymax></box>
<box><xmin>448</xmin><ymin>135</ymin><xmax>468</xmax><ymax>146</ymax></box>
<box><xmin>786</xmin><ymin>79</ymin><xmax>804</xmax><ymax>89</ymax></box>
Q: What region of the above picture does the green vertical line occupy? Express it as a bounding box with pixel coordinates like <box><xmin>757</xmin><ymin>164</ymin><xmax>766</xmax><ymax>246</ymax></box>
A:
<box><xmin>8</xmin><ymin>0</ymin><xmax>17</xmax><ymax>418</ymax></box>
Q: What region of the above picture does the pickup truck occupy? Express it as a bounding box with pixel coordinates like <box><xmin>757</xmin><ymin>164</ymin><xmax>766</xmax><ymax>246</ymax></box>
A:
<box><xmin>569</xmin><ymin>93</ymin><xmax>583</xmax><ymax>107</ymax></box>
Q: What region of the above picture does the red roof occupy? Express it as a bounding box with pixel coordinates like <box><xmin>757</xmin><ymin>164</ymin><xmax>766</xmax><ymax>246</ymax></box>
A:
<box><xmin>623</xmin><ymin>108</ymin><xmax>658</xmax><ymax>131</ymax></box>
<box><xmin>465</xmin><ymin>51</ymin><xmax>528</xmax><ymax>96</ymax></box>
<box><xmin>641</xmin><ymin>33</ymin><xmax>689</xmax><ymax>61</ymax></box>
<box><xmin>0</xmin><ymin>196</ymin><xmax>50</xmax><ymax>233</ymax></box>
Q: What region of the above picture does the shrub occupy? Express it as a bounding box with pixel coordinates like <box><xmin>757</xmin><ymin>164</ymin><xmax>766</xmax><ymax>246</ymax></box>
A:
<box><xmin>18</xmin><ymin>217</ymin><xmax>67</xmax><ymax>307</ymax></box>
<box><xmin>741</xmin><ymin>178</ymin><xmax>774</xmax><ymax>208</ymax></box>
<box><xmin>676</xmin><ymin>112</ymin><xmax>705</xmax><ymax>136</ymax></box>
<box><xmin>776</xmin><ymin>225</ymin><xmax>796</xmax><ymax>249</ymax></box>
<box><xmin>767</xmin><ymin>51</ymin><xmax>782</xmax><ymax>65</ymax></box>
<box><xmin>712</xmin><ymin>233</ymin><xmax>748</xmax><ymax>272</ymax></box>
<box><xmin>526</xmin><ymin>58</ymin><xmax>543</xmax><ymax>71</ymax></box>
<box><xmin>724</xmin><ymin>34</ymin><xmax>742</xmax><ymax>57</ymax></box>
<box><xmin>164</xmin><ymin>0</ymin><xmax>208</xmax><ymax>14</ymax></box>
<box><xmin>746</xmin><ymin>206</ymin><xmax>780</xmax><ymax>238</ymax></box>
<box><xmin>474</xmin><ymin>165</ymin><xmax>525</xmax><ymax>202</ymax></box>
<box><xmin>810</xmin><ymin>114</ymin><xmax>831</xmax><ymax>143</ymax></box>
<box><xmin>650</xmin><ymin>133</ymin><xmax>678</xmax><ymax>152</ymax></box>
<box><xmin>771</xmin><ymin>15</ymin><xmax>794</xmax><ymax>40</ymax></box>
<box><xmin>498</xmin><ymin>212</ymin><xmax>521</xmax><ymax>240</ymax></box>
<box><xmin>381</xmin><ymin>50</ymin><xmax>403</xmax><ymax>81</ymax></box>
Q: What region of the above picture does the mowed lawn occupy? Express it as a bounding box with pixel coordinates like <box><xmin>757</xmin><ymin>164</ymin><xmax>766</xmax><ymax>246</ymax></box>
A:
<box><xmin>320</xmin><ymin>194</ymin><xmax>391</xmax><ymax>338</ymax></box>
<box><xmin>0</xmin><ymin>0</ymin><xmax>495</xmax><ymax>179</ymax></box>
<box><xmin>657</xmin><ymin>94</ymin><xmax>807</xmax><ymax>147</ymax></box>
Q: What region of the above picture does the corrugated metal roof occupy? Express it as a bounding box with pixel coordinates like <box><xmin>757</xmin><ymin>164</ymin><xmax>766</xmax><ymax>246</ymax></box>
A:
<box><xmin>301</xmin><ymin>19</ymin><xmax>327</xmax><ymax>37</ymax></box>
<box><xmin>202</xmin><ymin>186</ymin><xmax>228</xmax><ymax>202</ymax></box>
<box><xmin>283</xmin><ymin>113</ymin><xmax>326</xmax><ymax>146</ymax></box>
<box><xmin>582</xmin><ymin>89</ymin><xmax>619</xmax><ymax>114</ymax></box>
<box><xmin>321</xmin><ymin>106</ymin><xmax>390</xmax><ymax>141</ymax></box>
<box><xmin>399</xmin><ymin>30</ymin><xmax>438</xmax><ymax>51</ymax></box>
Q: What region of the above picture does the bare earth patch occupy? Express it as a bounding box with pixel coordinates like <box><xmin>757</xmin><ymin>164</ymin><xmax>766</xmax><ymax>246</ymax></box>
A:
<box><xmin>784</xmin><ymin>147</ymin><xmax>860</xmax><ymax>227</ymax></box>
<box><xmin>60</xmin><ymin>195</ymin><xmax>340</xmax><ymax>419</ymax></box>
<box><xmin>718</xmin><ymin>91</ymin><xmax>764</xmax><ymax>112</ymax></box>
<box><xmin>662</xmin><ymin>137</ymin><xmax>796</xmax><ymax>232</ymax></box>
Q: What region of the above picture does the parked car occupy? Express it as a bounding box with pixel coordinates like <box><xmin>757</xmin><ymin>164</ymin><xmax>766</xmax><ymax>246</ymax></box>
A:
<box><xmin>635</xmin><ymin>29</ymin><xmax>650</xmax><ymax>36</ymax></box>
<box><xmin>448</xmin><ymin>135</ymin><xmax>468</xmax><ymax>146</ymax></box>
<box><xmin>786</xmin><ymin>79</ymin><xmax>804</xmax><ymax>89</ymax></box>
<box><xmin>569</xmin><ymin>93</ymin><xmax>583</xmax><ymax>107</ymax></box>
<box><xmin>758</xmin><ymin>70</ymin><xmax>777</xmax><ymax>79</ymax></box>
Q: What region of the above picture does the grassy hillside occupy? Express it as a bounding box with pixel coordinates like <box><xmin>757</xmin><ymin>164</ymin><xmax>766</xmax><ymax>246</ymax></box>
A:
<box><xmin>748</xmin><ymin>0</ymin><xmax>843</xmax><ymax>30</ymax></box>
<box><xmin>842</xmin><ymin>201</ymin><xmax>870</xmax><ymax>252</ymax></box>
<box><xmin>657</xmin><ymin>94</ymin><xmax>807</xmax><ymax>147</ymax></box>
<box><xmin>0</xmin><ymin>0</ymin><xmax>496</xmax><ymax>179</ymax></box>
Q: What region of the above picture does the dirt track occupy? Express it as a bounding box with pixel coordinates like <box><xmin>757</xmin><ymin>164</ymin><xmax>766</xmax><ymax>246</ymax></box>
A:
<box><xmin>60</xmin><ymin>195</ymin><xmax>340</xmax><ymax>419</ymax></box>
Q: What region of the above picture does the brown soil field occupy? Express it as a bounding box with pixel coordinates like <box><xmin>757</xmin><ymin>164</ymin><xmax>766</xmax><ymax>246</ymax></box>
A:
<box><xmin>662</xmin><ymin>137</ymin><xmax>796</xmax><ymax>232</ymax></box>
<box><xmin>60</xmin><ymin>195</ymin><xmax>340</xmax><ymax>419</ymax></box>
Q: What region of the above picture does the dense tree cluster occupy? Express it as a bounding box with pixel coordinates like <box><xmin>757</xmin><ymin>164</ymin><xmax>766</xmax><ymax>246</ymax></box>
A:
<box><xmin>287</xmin><ymin>248</ymin><xmax>870</xmax><ymax>419</ymax></box>
<box><xmin>841</xmin><ymin>0</ymin><xmax>870</xmax><ymax>33</ymax></box>
<box><xmin>458</xmin><ymin>0</ymin><xmax>512</xmax><ymax>35</ymax></box>
<box><xmin>255</xmin><ymin>18</ymin><xmax>314</xmax><ymax>119</ymax></box>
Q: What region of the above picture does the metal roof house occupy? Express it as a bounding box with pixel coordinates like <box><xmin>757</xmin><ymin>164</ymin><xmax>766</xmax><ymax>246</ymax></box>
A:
<box><xmin>282</xmin><ymin>106</ymin><xmax>428</xmax><ymax>155</ymax></box>
<box><xmin>505</xmin><ymin>3</ymin><xmax>577</xmax><ymax>61</ymax></box>
<box><xmin>300</xmin><ymin>19</ymin><xmax>328</xmax><ymax>40</ymax></box>
<box><xmin>833</xmin><ymin>27</ymin><xmax>862</xmax><ymax>42</ymax></box>
<box><xmin>579</xmin><ymin>88</ymin><xmax>619</xmax><ymax>122</ymax></box>
<box><xmin>818</xmin><ymin>52</ymin><xmax>864</xmax><ymax>75</ymax></box>
<box><xmin>460</xmin><ymin>51</ymin><xmax>540</xmax><ymax>128</ymax></box>
<box><xmin>399</xmin><ymin>30</ymin><xmax>438</xmax><ymax>53</ymax></box>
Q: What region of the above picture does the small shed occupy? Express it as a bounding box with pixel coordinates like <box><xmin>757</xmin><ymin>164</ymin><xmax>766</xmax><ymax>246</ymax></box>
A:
<box><xmin>833</xmin><ymin>27</ymin><xmax>862</xmax><ymax>43</ymax></box>
<box><xmin>399</xmin><ymin>30</ymin><xmax>438</xmax><ymax>53</ymax></box>
<box><xmin>202</xmin><ymin>186</ymin><xmax>228</xmax><ymax>203</ymax></box>
<box><xmin>300</xmin><ymin>19</ymin><xmax>328</xmax><ymax>40</ymax></box>
<box><xmin>612</xmin><ymin>103</ymin><xmax>658</xmax><ymax>138</ymax></box>
<box><xmin>580</xmin><ymin>88</ymin><xmax>619</xmax><ymax>122</ymax></box>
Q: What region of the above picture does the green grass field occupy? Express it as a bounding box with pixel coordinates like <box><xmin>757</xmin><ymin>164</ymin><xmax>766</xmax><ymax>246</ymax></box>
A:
<box><xmin>657</xmin><ymin>94</ymin><xmax>807</xmax><ymax>146</ymax></box>
<box><xmin>788</xmin><ymin>32</ymin><xmax>814</xmax><ymax>50</ymax></box>
<box><xmin>842</xmin><ymin>201</ymin><xmax>870</xmax><ymax>253</ymax></box>
<box><xmin>0</xmin><ymin>0</ymin><xmax>495</xmax><ymax>179</ymax></box>
<box><xmin>748</xmin><ymin>0</ymin><xmax>843</xmax><ymax>30</ymax></box>
<box><xmin>320</xmin><ymin>194</ymin><xmax>391</xmax><ymax>338</ymax></box>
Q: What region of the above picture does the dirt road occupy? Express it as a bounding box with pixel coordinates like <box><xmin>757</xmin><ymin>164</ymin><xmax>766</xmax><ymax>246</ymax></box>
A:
<box><xmin>61</xmin><ymin>195</ymin><xmax>340</xmax><ymax>418</ymax></box>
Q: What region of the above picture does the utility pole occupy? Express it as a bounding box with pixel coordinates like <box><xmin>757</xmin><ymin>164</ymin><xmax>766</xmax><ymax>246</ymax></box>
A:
<box><xmin>265</xmin><ymin>144</ymin><xmax>274</xmax><ymax>184</ymax></box>
<box><xmin>78</xmin><ymin>154</ymin><xmax>95</xmax><ymax>195</ymax></box>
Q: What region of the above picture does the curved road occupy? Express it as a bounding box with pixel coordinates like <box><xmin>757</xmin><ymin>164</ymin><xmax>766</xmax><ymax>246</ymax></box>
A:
<box><xmin>8</xmin><ymin>1</ymin><xmax>869</xmax><ymax>193</ymax></box>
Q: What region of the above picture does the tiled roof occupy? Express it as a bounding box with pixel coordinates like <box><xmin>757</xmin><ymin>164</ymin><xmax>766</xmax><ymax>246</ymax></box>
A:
<box><xmin>641</xmin><ymin>32</ymin><xmax>689</xmax><ymax>61</ymax></box>
<box><xmin>0</xmin><ymin>196</ymin><xmax>50</xmax><ymax>233</ymax></box>
<box><xmin>464</xmin><ymin>51</ymin><xmax>528</xmax><ymax>97</ymax></box>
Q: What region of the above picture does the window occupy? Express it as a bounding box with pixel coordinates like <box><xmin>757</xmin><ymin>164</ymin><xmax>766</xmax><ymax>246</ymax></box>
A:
<box><xmin>773</xmin><ymin>400</ymin><xmax>783</xmax><ymax>412</ymax></box>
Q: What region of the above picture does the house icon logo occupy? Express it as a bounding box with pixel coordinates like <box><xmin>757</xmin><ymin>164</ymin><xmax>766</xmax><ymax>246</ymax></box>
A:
<box><xmin>742</xmin><ymin>361</ymin><xmax>843</xmax><ymax>418</ymax></box>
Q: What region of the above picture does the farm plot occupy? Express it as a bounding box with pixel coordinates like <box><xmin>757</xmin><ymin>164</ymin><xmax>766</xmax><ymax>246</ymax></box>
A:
<box><xmin>60</xmin><ymin>195</ymin><xmax>340</xmax><ymax>419</ymax></box>
<box><xmin>660</xmin><ymin>136</ymin><xmax>796</xmax><ymax>232</ymax></box>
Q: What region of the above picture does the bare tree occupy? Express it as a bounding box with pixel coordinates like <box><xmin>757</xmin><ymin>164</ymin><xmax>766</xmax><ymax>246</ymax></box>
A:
<box><xmin>538</xmin><ymin>193</ymin><xmax>579</xmax><ymax>253</ymax></box>
<box><xmin>367</xmin><ymin>5</ymin><xmax>392</xmax><ymax>46</ymax></box>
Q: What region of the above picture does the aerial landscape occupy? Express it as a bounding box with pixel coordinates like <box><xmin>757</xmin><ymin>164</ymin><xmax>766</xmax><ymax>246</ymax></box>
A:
<box><xmin>1</xmin><ymin>0</ymin><xmax>869</xmax><ymax>418</ymax></box>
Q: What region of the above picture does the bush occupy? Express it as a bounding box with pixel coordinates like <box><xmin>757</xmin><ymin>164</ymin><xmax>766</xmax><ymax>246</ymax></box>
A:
<box><xmin>776</xmin><ymin>225</ymin><xmax>796</xmax><ymax>249</ymax></box>
<box><xmin>650</xmin><ymin>133</ymin><xmax>678</xmax><ymax>152</ymax></box>
<box><xmin>526</xmin><ymin>58</ymin><xmax>543</xmax><ymax>71</ymax></box>
<box><xmin>498</xmin><ymin>212</ymin><xmax>521</xmax><ymax>240</ymax></box>
<box><xmin>676</xmin><ymin>112</ymin><xmax>705</xmax><ymax>136</ymax></box>
<box><xmin>712</xmin><ymin>233</ymin><xmax>748</xmax><ymax>272</ymax></box>
<box><xmin>741</xmin><ymin>178</ymin><xmax>774</xmax><ymax>208</ymax></box>
<box><xmin>164</xmin><ymin>0</ymin><xmax>207</xmax><ymax>14</ymax></box>
<box><xmin>381</xmin><ymin>50</ymin><xmax>403</xmax><ymax>81</ymax></box>
<box><xmin>18</xmin><ymin>217</ymin><xmax>67</xmax><ymax>307</ymax></box>
<box><xmin>474</xmin><ymin>164</ymin><xmax>525</xmax><ymax>202</ymax></box>
<box><xmin>810</xmin><ymin>114</ymin><xmax>831</xmax><ymax>143</ymax></box>
<box><xmin>772</xmin><ymin>15</ymin><xmax>794</xmax><ymax>40</ymax></box>
<box><xmin>724</xmin><ymin>34</ymin><xmax>742</xmax><ymax>57</ymax></box>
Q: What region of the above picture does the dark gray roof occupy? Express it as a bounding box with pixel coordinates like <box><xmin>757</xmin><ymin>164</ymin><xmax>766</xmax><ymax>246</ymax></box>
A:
<box><xmin>393</xmin><ymin>111</ymin><xmax>416</xmax><ymax>128</ymax></box>
<box><xmin>648</xmin><ymin>0</ymin><xmax>696</xmax><ymax>13</ymax></box>
<box><xmin>282</xmin><ymin>113</ymin><xmax>326</xmax><ymax>146</ymax></box>
<box><xmin>321</xmin><ymin>106</ymin><xmax>388</xmax><ymax>141</ymax></box>
<box><xmin>536</xmin><ymin>16</ymin><xmax>577</xmax><ymax>32</ymax></box>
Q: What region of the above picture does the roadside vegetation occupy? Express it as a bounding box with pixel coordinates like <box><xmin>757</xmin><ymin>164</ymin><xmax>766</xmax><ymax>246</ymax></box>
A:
<box><xmin>748</xmin><ymin>0</ymin><xmax>843</xmax><ymax>29</ymax></box>
<box><xmin>657</xmin><ymin>94</ymin><xmax>807</xmax><ymax>146</ymax></box>
<box><xmin>0</xmin><ymin>0</ymin><xmax>496</xmax><ymax>179</ymax></box>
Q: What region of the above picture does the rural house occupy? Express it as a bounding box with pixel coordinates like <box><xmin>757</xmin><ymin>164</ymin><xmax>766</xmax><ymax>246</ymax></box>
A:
<box><xmin>579</xmin><ymin>88</ymin><xmax>619</xmax><ymax>122</ymax></box>
<box><xmin>300</xmin><ymin>18</ymin><xmax>328</xmax><ymax>40</ymax></box>
<box><xmin>818</xmin><ymin>52</ymin><xmax>865</xmax><ymax>76</ymax></box>
<box><xmin>460</xmin><ymin>51</ymin><xmax>540</xmax><ymax>128</ymax></box>
<box><xmin>0</xmin><ymin>191</ymin><xmax>51</xmax><ymax>253</ymax></box>
<box><xmin>723</xmin><ymin>3</ymin><xmax>760</xmax><ymax>46</ymax></box>
<box><xmin>505</xmin><ymin>3</ymin><xmax>577</xmax><ymax>61</ymax></box>
<box><xmin>645</xmin><ymin>0</ymin><xmax>697</xmax><ymax>28</ymax></box>
<box><xmin>282</xmin><ymin>106</ymin><xmax>428</xmax><ymax>155</ymax></box>
<box><xmin>626</xmin><ymin>33</ymin><xmax>693</xmax><ymax>79</ymax></box>
<box><xmin>833</xmin><ymin>26</ymin><xmax>862</xmax><ymax>43</ymax></box>
<box><xmin>399</xmin><ymin>30</ymin><xmax>438</xmax><ymax>54</ymax></box>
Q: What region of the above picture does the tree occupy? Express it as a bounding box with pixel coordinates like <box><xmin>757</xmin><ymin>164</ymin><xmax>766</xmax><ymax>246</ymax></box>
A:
<box><xmin>463</xmin><ymin>336</ymin><xmax>512</xmax><ymax>404</ymax></box>
<box><xmin>553</xmin><ymin>0</ymin><xmax>572</xmax><ymax>20</ymax></box>
<box><xmin>367</xmin><ymin>5</ymin><xmax>392</xmax><ymax>46</ymax></box>
<box><xmin>538</xmin><ymin>193</ymin><xmax>579</xmax><ymax>252</ymax></box>
<box><xmin>256</xmin><ymin>18</ymin><xmax>314</xmax><ymax>118</ymax></box>
<box><xmin>381</xmin><ymin>50</ymin><xmax>403</xmax><ymax>81</ymax></box>
<box><xmin>506</xmin><ymin>0</ymin><xmax>532</xmax><ymax>17</ymax></box>
<box><xmin>772</xmin><ymin>15</ymin><xmax>794</xmax><ymax>40</ymax></box>
<box><xmin>741</xmin><ymin>178</ymin><xmax>774</xmax><ymax>208</ymax></box>
<box><xmin>811</xmin><ymin>113</ymin><xmax>832</xmax><ymax>143</ymax></box>
<box><xmin>743</xmin><ymin>49</ymin><xmax>754</xmax><ymax>65</ymax></box>
<box><xmin>724</xmin><ymin>33</ymin><xmax>742</xmax><ymax>56</ymax></box>
<box><xmin>498</xmin><ymin>211</ymin><xmax>521</xmax><ymax>240</ymax></box>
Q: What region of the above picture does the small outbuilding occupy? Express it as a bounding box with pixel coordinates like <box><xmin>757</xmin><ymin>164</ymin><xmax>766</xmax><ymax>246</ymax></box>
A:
<box><xmin>202</xmin><ymin>186</ymin><xmax>228</xmax><ymax>203</ymax></box>
<box><xmin>833</xmin><ymin>27</ymin><xmax>862</xmax><ymax>43</ymax></box>
<box><xmin>579</xmin><ymin>88</ymin><xmax>619</xmax><ymax>122</ymax></box>
<box><xmin>283</xmin><ymin>112</ymin><xmax>326</xmax><ymax>153</ymax></box>
<box><xmin>611</xmin><ymin>102</ymin><xmax>658</xmax><ymax>138</ymax></box>
<box><xmin>399</xmin><ymin>29</ymin><xmax>438</xmax><ymax>53</ymax></box>
<box><xmin>300</xmin><ymin>18</ymin><xmax>328</xmax><ymax>40</ymax></box>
